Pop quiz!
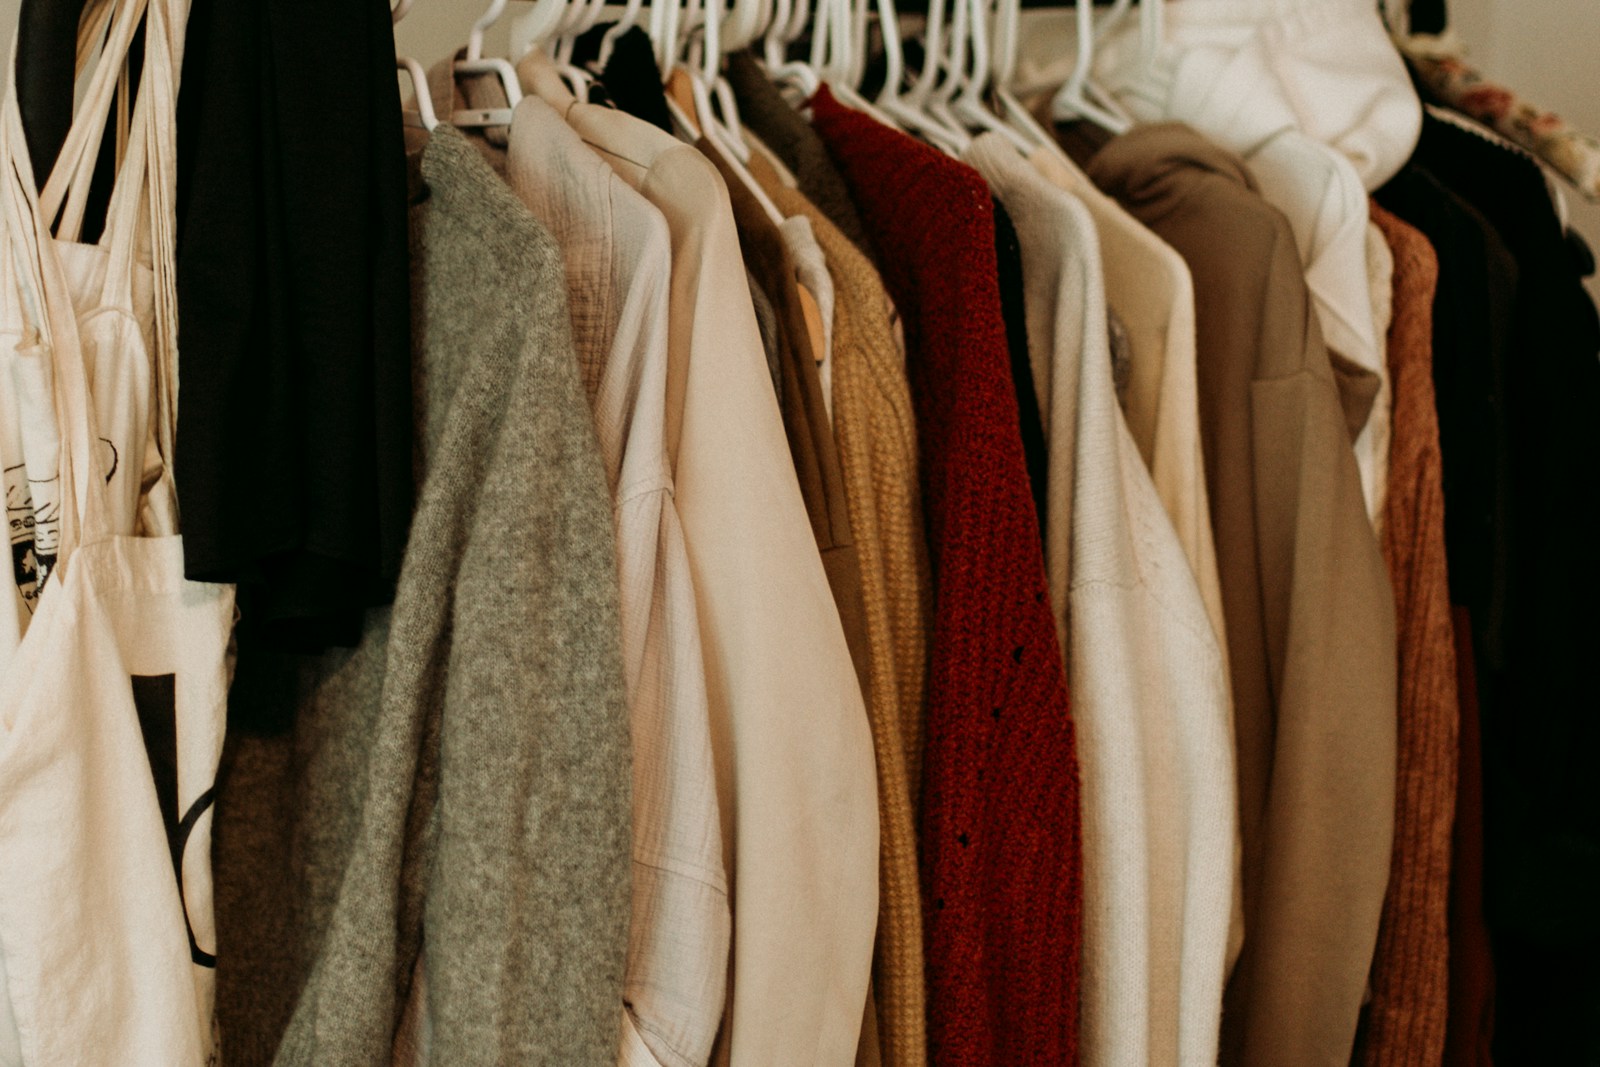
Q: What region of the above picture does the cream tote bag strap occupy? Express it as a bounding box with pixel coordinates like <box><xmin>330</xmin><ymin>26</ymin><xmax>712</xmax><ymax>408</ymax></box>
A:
<box><xmin>3</xmin><ymin>0</ymin><xmax>182</xmax><ymax>562</ymax></box>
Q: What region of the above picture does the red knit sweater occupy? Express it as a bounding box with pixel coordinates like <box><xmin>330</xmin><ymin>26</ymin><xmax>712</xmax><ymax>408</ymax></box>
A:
<box><xmin>810</xmin><ymin>88</ymin><xmax>1082</xmax><ymax>1066</ymax></box>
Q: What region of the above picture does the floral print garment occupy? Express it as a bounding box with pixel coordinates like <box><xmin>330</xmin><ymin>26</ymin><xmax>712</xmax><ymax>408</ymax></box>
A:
<box><xmin>1399</xmin><ymin>43</ymin><xmax>1600</xmax><ymax>203</ymax></box>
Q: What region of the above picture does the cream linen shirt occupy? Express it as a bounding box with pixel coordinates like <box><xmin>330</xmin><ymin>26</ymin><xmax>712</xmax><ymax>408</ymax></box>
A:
<box><xmin>503</xmin><ymin>96</ymin><xmax>732</xmax><ymax>1067</ymax></box>
<box><xmin>521</xmin><ymin>54</ymin><xmax>879</xmax><ymax>1067</ymax></box>
<box><xmin>968</xmin><ymin>134</ymin><xmax>1238</xmax><ymax>1067</ymax></box>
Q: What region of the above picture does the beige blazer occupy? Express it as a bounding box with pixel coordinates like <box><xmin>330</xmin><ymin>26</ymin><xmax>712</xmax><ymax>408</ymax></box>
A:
<box><xmin>1090</xmin><ymin>124</ymin><xmax>1397</xmax><ymax>1067</ymax></box>
<box><xmin>521</xmin><ymin>53</ymin><xmax>880</xmax><ymax>1067</ymax></box>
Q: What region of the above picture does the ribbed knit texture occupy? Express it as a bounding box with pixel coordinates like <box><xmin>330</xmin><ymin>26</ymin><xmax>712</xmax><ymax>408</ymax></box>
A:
<box><xmin>811</xmin><ymin>89</ymin><xmax>1082</xmax><ymax>1067</ymax></box>
<box><xmin>768</xmin><ymin>181</ymin><xmax>933</xmax><ymax>1067</ymax></box>
<box><xmin>1373</xmin><ymin>162</ymin><xmax>1510</xmax><ymax>1067</ymax></box>
<box><xmin>1445</xmin><ymin>606</ymin><xmax>1496</xmax><ymax>1067</ymax></box>
<box><xmin>1359</xmin><ymin>201</ymin><xmax>1459</xmax><ymax>1067</ymax></box>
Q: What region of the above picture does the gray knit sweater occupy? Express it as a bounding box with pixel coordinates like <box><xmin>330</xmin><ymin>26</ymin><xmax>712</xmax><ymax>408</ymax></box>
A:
<box><xmin>212</xmin><ymin>125</ymin><xmax>631</xmax><ymax>1066</ymax></box>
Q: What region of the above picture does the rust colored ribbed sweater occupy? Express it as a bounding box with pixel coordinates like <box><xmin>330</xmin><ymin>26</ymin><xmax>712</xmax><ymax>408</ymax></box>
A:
<box><xmin>811</xmin><ymin>88</ymin><xmax>1082</xmax><ymax>1067</ymax></box>
<box><xmin>1445</xmin><ymin>606</ymin><xmax>1496</xmax><ymax>1067</ymax></box>
<box><xmin>1359</xmin><ymin>203</ymin><xmax>1460</xmax><ymax>1067</ymax></box>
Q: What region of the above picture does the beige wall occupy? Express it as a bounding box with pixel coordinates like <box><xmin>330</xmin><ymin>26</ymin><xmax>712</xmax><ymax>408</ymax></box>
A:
<box><xmin>395</xmin><ymin>2</ymin><xmax>522</xmax><ymax>69</ymax></box>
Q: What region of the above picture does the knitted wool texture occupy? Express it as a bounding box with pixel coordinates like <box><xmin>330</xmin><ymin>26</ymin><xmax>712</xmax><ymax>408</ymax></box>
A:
<box><xmin>768</xmin><ymin>181</ymin><xmax>933</xmax><ymax>1067</ymax></box>
<box><xmin>1373</xmin><ymin>162</ymin><xmax>1509</xmax><ymax>1067</ymax></box>
<box><xmin>811</xmin><ymin>88</ymin><xmax>1082</xmax><ymax>1067</ymax></box>
<box><xmin>255</xmin><ymin>127</ymin><xmax>632</xmax><ymax>1066</ymax></box>
<box><xmin>1358</xmin><ymin>201</ymin><xmax>1460</xmax><ymax>1067</ymax></box>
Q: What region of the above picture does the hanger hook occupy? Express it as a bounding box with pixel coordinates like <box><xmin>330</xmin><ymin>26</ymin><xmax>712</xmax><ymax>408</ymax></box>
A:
<box><xmin>467</xmin><ymin>0</ymin><xmax>510</xmax><ymax>62</ymax></box>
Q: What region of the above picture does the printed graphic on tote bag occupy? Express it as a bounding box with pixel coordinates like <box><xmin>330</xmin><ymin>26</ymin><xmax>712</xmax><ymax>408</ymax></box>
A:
<box><xmin>131</xmin><ymin>673</ymin><xmax>218</xmax><ymax>968</ymax></box>
<box><xmin>5</xmin><ymin>461</ymin><xmax>41</xmax><ymax>609</ymax></box>
<box><xmin>23</xmin><ymin>473</ymin><xmax>56</xmax><ymax>594</ymax></box>
<box><xmin>7</xmin><ymin>436</ymin><xmax>121</xmax><ymax>603</ymax></box>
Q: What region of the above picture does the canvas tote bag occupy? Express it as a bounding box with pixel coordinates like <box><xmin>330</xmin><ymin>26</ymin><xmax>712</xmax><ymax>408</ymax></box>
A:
<box><xmin>0</xmin><ymin>0</ymin><xmax>171</xmax><ymax>678</ymax></box>
<box><xmin>0</xmin><ymin>0</ymin><xmax>236</xmax><ymax>1061</ymax></box>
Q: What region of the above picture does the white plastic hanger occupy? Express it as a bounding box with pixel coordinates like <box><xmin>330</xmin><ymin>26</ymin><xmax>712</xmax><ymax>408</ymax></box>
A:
<box><xmin>899</xmin><ymin>0</ymin><xmax>947</xmax><ymax>111</ymax></box>
<box><xmin>987</xmin><ymin>0</ymin><xmax>1080</xmax><ymax>165</ymax></box>
<box><xmin>685</xmin><ymin>0</ymin><xmax>779</xmax><ymax>182</ymax></box>
<box><xmin>875</xmin><ymin>0</ymin><xmax>971</xmax><ymax>154</ymax></box>
<box><xmin>398</xmin><ymin>56</ymin><xmax>442</xmax><ymax>130</ymax></box>
<box><xmin>762</xmin><ymin>0</ymin><xmax>794</xmax><ymax>69</ymax></box>
<box><xmin>1095</xmin><ymin>0</ymin><xmax>1134</xmax><ymax>44</ymax></box>
<box><xmin>512</xmin><ymin>0</ymin><xmax>571</xmax><ymax>57</ymax></box>
<box><xmin>949</xmin><ymin>0</ymin><xmax>1033</xmax><ymax>152</ymax></box>
<box><xmin>747</xmin><ymin>0</ymin><xmax>894</xmax><ymax>133</ymax></box>
<box><xmin>819</xmin><ymin>0</ymin><xmax>894</xmax><ymax>121</ymax></box>
<box><xmin>711</xmin><ymin>73</ymin><xmax>750</xmax><ymax>155</ymax></box>
<box><xmin>1048</xmin><ymin>0</ymin><xmax>1134</xmax><ymax>132</ymax></box>
<box><xmin>393</xmin><ymin>0</ymin><xmax>439</xmax><ymax>130</ymax></box>
<box><xmin>704</xmin><ymin>0</ymin><xmax>762</xmax><ymax>162</ymax></box>
<box><xmin>764</xmin><ymin>0</ymin><xmax>893</xmax><ymax>130</ymax></box>
<box><xmin>669</xmin><ymin>0</ymin><xmax>789</xmax><ymax>225</ymax></box>
<box><xmin>829</xmin><ymin>0</ymin><xmax>906</xmax><ymax>129</ymax></box>
<box><xmin>594</xmin><ymin>0</ymin><xmax>649</xmax><ymax>68</ymax></box>
<box><xmin>844</xmin><ymin>0</ymin><xmax>871</xmax><ymax>89</ymax></box>
<box><xmin>652</xmin><ymin>0</ymin><xmax>686</xmax><ymax>78</ymax></box>
<box><xmin>1069</xmin><ymin>0</ymin><xmax>1161</xmax><ymax>71</ymax></box>
<box><xmin>549</xmin><ymin>0</ymin><xmax>599</xmax><ymax>64</ymax></box>
<box><xmin>722</xmin><ymin>0</ymin><xmax>768</xmax><ymax>54</ymax></box>
<box><xmin>545</xmin><ymin>0</ymin><xmax>605</xmax><ymax>99</ymax></box>
<box><xmin>454</xmin><ymin>0</ymin><xmax>524</xmax><ymax>128</ymax></box>
<box><xmin>765</xmin><ymin>0</ymin><xmax>823</xmax><ymax>99</ymax></box>
<box><xmin>925</xmin><ymin>0</ymin><xmax>974</xmax><ymax>142</ymax></box>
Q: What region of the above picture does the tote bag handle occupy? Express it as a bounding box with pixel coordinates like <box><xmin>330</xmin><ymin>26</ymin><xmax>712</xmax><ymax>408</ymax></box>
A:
<box><xmin>0</xmin><ymin>0</ymin><xmax>183</xmax><ymax>564</ymax></box>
